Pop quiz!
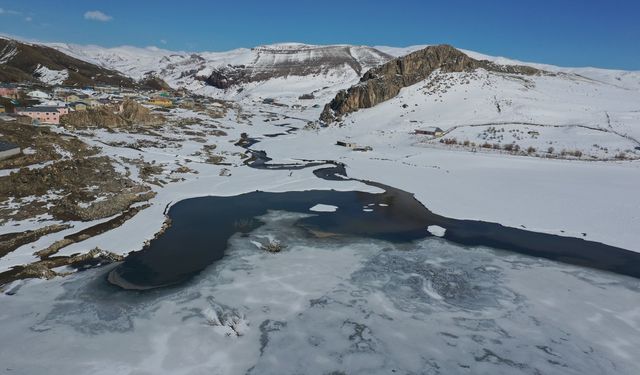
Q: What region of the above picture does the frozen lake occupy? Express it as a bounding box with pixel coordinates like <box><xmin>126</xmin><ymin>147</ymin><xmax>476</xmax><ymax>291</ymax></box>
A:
<box><xmin>1</xmin><ymin>210</ymin><xmax>639</xmax><ymax>374</ymax></box>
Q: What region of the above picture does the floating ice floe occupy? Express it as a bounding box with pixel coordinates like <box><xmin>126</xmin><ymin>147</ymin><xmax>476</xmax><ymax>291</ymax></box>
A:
<box><xmin>309</xmin><ymin>204</ymin><xmax>338</xmax><ymax>212</ymax></box>
<box><xmin>427</xmin><ymin>225</ymin><xmax>446</xmax><ymax>237</ymax></box>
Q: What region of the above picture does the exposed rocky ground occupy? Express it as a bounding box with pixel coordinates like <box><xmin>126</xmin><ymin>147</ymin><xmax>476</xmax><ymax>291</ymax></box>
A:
<box><xmin>4</xmin><ymin>156</ymin><xmax>153</xmax><ymax>222</ymax></box>
<box><xmin>0</xmin><ymin>120</ymin><xmax>98</xmax><ymax>169</ymax></box>
<box><xmin>0</xmin><ymin>118</ymin><xmax>161</xmax><ymax>281</ymax></box>
<box><xmin>60</xmin><ymin>99</ymin><xmax>166</xmax><ymax>129</ymax></box>
<box><xmin>320</xmin><ymin>44</ymin><xmax>541</xmax><ymax>122</ymax></box>
<box><xmin>0</xmin><ymin>247</ymin><xmax>124</xmax><ymax>286</ymax></box>
<box><xmin>0</xmin><ymin>153</ymin><xmax>153</xmax><ymax>223</ymax></box>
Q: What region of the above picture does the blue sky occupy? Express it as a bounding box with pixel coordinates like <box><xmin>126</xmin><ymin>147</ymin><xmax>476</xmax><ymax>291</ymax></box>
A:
<box><xmin>1</xmin><ymin>0</ymin><xmax>639</xmax><ymax>70</ymax></box>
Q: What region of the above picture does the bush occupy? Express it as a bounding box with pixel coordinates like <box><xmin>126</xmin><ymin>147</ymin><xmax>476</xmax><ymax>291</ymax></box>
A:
<box><xmin>527</xmin><ymin>146</ymin><xmax>536</xmax><ymax>154</ymax></box>
<box><xmin>481</xmin><ymin>142</ymin><xmax>492</xmax><ymax>149</ymax></box>
<box><xmin>442</xmin><ymin>138</ymin><xmax>458</xmax><ymax>145</ymax></box>
<box><xmin>572</xmin><ymin>150</ymin><xmax>583</xmax><ymax>158</ymax></box>
<box><xmin>547</xmin><ymin>147</ymin><xmax>554</xmax><ymax>154</ymax></box>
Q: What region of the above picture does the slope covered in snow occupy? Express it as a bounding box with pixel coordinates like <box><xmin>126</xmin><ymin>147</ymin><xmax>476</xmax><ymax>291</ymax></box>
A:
<box><xmin>46</xmin><ymin>41</ymin><xmax>393</xmax><ymax>99</ymax></box>
<box><xmin>0</xmin><ymin>37</ymin><xmax>138</xmax><ymax>87</ymax></box>
<box><xmin>376</xmin><ymin>44</ymin><xmax>640</xmax><ymax>91</ymax></box>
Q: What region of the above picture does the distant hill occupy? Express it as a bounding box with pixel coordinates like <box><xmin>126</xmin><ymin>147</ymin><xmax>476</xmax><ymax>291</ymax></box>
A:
<box><xmin>47</xmin><ymin>42</ymin><xmax>394</xmax><ymax>94</ymax></box>
<box><xmin>320</xmin><ymin>44</ymin><xmax>541</xmax><ymax>123</ymax></box>
<box><xmin>0</xmin><ymin>37</ymin><xmax>140</xmax><ymax>88</ymax></box>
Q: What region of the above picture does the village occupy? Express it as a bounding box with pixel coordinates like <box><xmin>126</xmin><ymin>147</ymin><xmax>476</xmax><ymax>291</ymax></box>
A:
<box><xmin>0</xmin><ymin>82</ymin><xmax>214</xmax><ymax>159</ymax></box>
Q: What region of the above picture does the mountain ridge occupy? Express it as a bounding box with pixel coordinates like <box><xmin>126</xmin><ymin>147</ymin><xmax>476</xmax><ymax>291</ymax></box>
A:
<box><xmin>0</xmin><ymin>37</ymin><xmax>139</xmax><ymax>87</ymax></box>
<box><xmin>320</xmin><ymin>44</ymin><xmax>543</xmax><ymax>123</ymax></box>
<box><xmin>2</xmin><ymin>35</ymin><xmax>639</xmax><ymax>97</ymax></box>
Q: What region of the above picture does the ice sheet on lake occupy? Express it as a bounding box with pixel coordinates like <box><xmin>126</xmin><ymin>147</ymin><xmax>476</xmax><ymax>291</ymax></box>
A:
<box><xmin>1</xmin><ymin>210</ymin><xmax>639</xmax><ymax>374</ymax></box>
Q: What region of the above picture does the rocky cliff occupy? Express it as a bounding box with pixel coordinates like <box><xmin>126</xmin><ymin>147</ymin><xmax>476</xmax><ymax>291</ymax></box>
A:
<box><xmin>61</xmin><ymin>99</ymin><xmax>165</xmax><ymax>129</ymax></box>
<box><xmin>320</xmin><ymin>45</ymin><xmax>541</xmax><ymax>123</ymax></box>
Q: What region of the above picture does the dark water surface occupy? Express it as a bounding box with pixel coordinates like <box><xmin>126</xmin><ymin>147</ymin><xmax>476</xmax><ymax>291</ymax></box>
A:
<box><xmin>109</xmin><ymin>173</ymin><xmax>640</xmax><ymax>289</ymax></box>
<box><xmin>108</xmin><ymin>138</ymin><xmax>640</xmax><ymax>290</ymax></box>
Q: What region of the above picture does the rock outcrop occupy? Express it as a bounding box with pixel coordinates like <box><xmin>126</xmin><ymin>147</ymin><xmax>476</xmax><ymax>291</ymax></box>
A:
<box><xmin>320</xmin><ymin>45</ymin><xmax>541</xmax><ymax>123</ymax></box>
<box><xmin>61</xmin><ymin>99</ymin><xmax>165</xmax><ymax>129</ymax></box>
<box><xmin>139</xmin><ymin>75</ymin><xmax>172</xmax><ymax>91</ymax></box>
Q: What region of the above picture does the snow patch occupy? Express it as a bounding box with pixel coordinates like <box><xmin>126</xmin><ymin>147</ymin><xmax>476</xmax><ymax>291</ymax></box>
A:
<box><xmin>309</xmin><ymin>204</ymin><xmax>338</xmax><ymax>213</ymax></box>
<box><xmin>34</xmin><ymin>65</ymin><xmax>69</xmax><ymax>85</ymax></box>
<box><xmin>427</xmin><ymin>225</ymin><xmax>446</xmax><ymax>237</ymax></box>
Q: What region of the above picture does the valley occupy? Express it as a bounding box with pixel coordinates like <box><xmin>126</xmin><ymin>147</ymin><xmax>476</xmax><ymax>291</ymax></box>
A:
<box><xmin>1</xmin><ymin>35</ymin><xmax>639</xmax><ymax>375</ymax></box>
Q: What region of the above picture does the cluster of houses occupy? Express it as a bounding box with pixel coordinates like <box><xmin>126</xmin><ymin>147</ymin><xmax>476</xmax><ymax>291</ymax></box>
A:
<box><xmin>0</xmin><ymin>83</ymin><xmax>190</xmax><ymax>161</ymax></box>
<box><xmin>0</xmin><ymin>83</ymin><xmax>20</xmax><ymax>100</ymax></box>
<box><xmin>0</xmin><ymin>82</ymin><xmax>181</xmax><ymax>125</ymax></box>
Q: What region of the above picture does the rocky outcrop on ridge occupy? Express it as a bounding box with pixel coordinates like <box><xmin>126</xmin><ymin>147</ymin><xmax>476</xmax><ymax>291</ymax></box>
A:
<box><xmin>320</xmin><ymin>45</ymin><xmax>542</xmax><ymax>123</ymax></box>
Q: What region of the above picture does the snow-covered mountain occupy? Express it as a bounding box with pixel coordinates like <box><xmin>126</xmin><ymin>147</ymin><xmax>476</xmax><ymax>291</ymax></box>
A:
<box><xmin>0</xmin><ymin>35</ymin><xmax>628</xmax><ymax>105</ymax></box>
<box><xmin>40</xmin><ymin>37</ymin><xmax>640</xmax><ymax>161</ymax></box>
<box><xmin>45</xmin><ymin>41</ymin><xmax>393</xmax><ymax>97</ymax></box>
<box><xmin>377</xmin><ymin>44</ymin><xmax>640</xmax><ymax>91</ymax></box>
<box><xmin>0</xmin><ymin>37</ymin><xmax>138</xmax><ymax>87</ymax></box>
<box><xmin>4</xmin><ymin>35</ymin><xmax>640</xmax><ymax>158</ymax></box>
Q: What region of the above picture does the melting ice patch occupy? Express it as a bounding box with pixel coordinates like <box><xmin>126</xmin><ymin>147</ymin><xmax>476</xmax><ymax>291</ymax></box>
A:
<box><xmin>427</xmin><ymin>224</ymin><xmax>446</xmax><ymax>237</ymax></box>
<box><xmin>1</xmin><ymin>210</ymin><xmax>640</xmax><ymax>374</ymax></box>
<box><xmin>34</xmin><ymin>64</ymin><xmax>69</xmax><ymax>85</ymax></box>
<box><xmin>309</xmin><ymin>203</ymin><xmax>338</xmax><ymax>212</ymax></box>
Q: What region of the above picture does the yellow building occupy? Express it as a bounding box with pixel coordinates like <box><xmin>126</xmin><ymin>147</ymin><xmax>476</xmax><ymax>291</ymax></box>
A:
<box><xmin>147</xmin><ymin>97</ymin><xmax>173</xmax><ymax>107</ymax></box>
<box><xmin>64</xmin><ymin>94</ymin><xmax>81</xmax><ymax>103</ymax></box>
<box><xmin>70</xmin><ymin>102</ymin><xmax>88</xmax><ymax>111</ymax></box>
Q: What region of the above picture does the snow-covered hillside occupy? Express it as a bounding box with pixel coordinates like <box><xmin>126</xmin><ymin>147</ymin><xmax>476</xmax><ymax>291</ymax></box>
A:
<box><xmin>46</xmin><ymin>41</ymin><xmax>392</xmax><ymax>98</ymax></box>
<box><xmin>377</xmin><ymin>44</ymin><xmax>640</xmax><ymax>91</ymax></box>
<box><xmin>39</xmin><ymin>39</ymin><xmax>640</xmax><ymax>118</ymax></box>
<box><xmin>337</xmin><ymin>68</ymin><xmax>640</xmax><ymax>159</ymax></box>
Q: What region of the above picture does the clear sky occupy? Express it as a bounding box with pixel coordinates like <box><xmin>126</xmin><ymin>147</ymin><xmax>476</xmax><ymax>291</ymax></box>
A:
<box><xmin>1</xmin><ymin>0</ymin><xmax>639</xmax><ymax>70</ymax></box>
